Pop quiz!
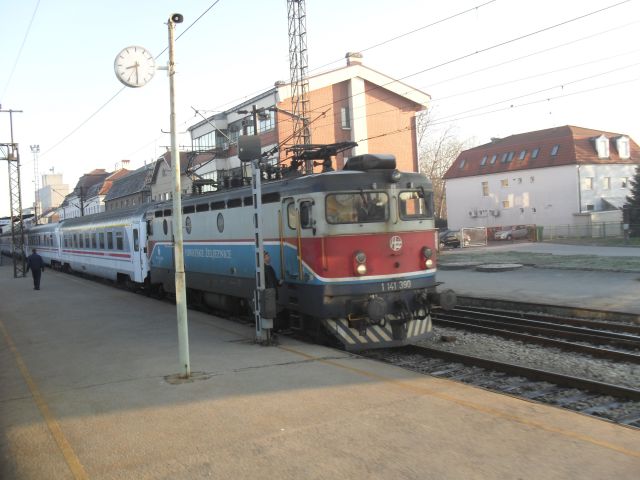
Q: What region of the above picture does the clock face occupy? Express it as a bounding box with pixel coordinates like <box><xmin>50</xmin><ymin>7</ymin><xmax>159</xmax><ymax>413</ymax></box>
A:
<box><xmin>114</xmin><ymin>46</ymin><xmax>156</xmax><ymax>88</ymax></box>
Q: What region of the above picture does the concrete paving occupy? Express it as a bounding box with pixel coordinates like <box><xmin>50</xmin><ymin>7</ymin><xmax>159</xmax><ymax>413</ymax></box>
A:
<box><xmin>1</xmin><ymin>262</ymin><xmax>639</xmax><ymax>479</ymax></box>
<box><xmin>439</xmin><ymin>242</ymin><xmax>640</xmax><ymax>314</ymax></box>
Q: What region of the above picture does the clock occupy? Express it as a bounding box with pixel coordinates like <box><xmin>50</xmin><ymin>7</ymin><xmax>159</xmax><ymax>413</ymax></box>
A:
<box><xmin>114</xmin><ymin>46</ymin><xmax>156</xmax><ymax>88</ymax></box>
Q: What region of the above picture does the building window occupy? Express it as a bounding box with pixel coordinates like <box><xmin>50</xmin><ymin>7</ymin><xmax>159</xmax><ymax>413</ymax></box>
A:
<box><xmin>490</xmin><ymin>154</ymin><xmax>497</xmax><ymax>164</ymax></box>
<box><xmin>519</xmin><ymin>150</ymin><xmax>527</xmax><ymax>160</ymax></box>
<box><xmin>551</xmin><ymin>144</ymin><xmax>560</xmax><ymax>156</ymax></box>
<box><xmin>616</xmin><ymin>136</ymin><xmax>630</xmax><ymax>159</ymax></box>
<box><xmin>480</xmin><ymin>155</ymin><xmax>487</xmax><ymax>166</ymax></box>
<box><xmin>500</xmin><ymin>179</ymin><xmax>509</xmax><ymax>188</ymax></box>
<box><xmin>506</xmin><ymin>151</ymin><xmax>514</xmax><ymax>162</ymax></box>
<box><xmin>482</xmin><ymin>181</ymin><xmax>489</xmax><ymax>196</ymax></box>
<box><xmin>531</xmin><ymin>148</ymin><xmax>539</xmax><ymax>159</ymax></box>
<box><xmin>258</xmin><ymin>109</ymin><xmax>275</xmax><ymax>132</ymax></box>
<box><xmin>603</xmin><ymin>177</ymin><xmax>611</xmax><ymax>190</ymax></box>
<box><xmin>594</xmin><ymin>135</ymin><xmax>609</xmax><ymax>158</ymax></box>
<box><xmin>585</xmin><ymin>177</ymin><xmax>594</xmax><ymax>190</ymax></box>
<box><xmin>502</xmin><ymin>200</ymin><xmax>510</xmax><ymax>208</ymax></box>
<box><xmin>459</xmin><ymin>159</ymin><xmax>466</xmax><ymax>169</ymax></box>
<box><xmin>500</xmin><ymin>153</ymin><xmax>509</xmax><ymax>163</ymax></box>
<box><xmin>340</xmin><ymin>107</ymin><xmax>351</xmax><ymax>129</ymax></box>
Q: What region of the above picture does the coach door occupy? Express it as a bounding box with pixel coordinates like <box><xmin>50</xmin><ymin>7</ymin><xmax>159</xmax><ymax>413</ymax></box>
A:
<box><xmin>131</xmin><ymin>226</ymin><xmax>143</xmax><ymax>282</ymax></box>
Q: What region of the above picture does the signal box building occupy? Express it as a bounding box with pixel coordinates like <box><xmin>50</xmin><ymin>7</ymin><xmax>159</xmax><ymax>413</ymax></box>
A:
<box><xmin>443</xmin><ymin>126</ymin><xmax>640</xmax><ymax>230</ymax></box>
<box><xmin>187</xmin><ymin>52</ymin><xmax>430</xmax><ymax>182</ymax></box>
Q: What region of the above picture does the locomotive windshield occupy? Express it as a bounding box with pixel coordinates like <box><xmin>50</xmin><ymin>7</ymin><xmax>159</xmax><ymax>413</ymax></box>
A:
<box><xmin>325</xmin><ymin>192</ymin><xmax>389</xmax><ymax>224</ymax></box>
<box><xmin>399</xmin><ymin>190</ymin><xmax>434</xmax><ymax>219</ymax></box>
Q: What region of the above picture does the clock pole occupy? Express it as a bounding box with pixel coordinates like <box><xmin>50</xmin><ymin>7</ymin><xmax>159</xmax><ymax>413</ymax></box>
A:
<box><xmin>167</xmin><ymin>13</ymin><xmax>190</xmax><ymax>379</ymax></box>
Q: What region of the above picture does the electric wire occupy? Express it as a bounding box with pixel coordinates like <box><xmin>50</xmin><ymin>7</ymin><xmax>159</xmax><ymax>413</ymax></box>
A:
<box><xmin>0</xmin><ymin>0</ymin><xmax>41</xmax><ymax>103</ymax></box>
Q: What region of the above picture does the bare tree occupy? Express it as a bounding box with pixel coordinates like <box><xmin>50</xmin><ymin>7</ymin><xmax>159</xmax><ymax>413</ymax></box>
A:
<box><xmin>416</xmin><ymin>111</ymin><xmax>468</xmax><ymax>223</ymax></box>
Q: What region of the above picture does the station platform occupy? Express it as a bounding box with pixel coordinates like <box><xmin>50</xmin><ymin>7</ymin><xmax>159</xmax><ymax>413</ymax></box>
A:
<box><xmin>1</xmin><ymin>262</ymin><xmax>639</xmax><ymax>479</ymax></box>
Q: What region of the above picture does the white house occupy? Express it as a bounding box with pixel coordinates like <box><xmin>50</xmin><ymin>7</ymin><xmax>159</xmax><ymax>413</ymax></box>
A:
<box><xmin>443</xmin><ymin>126</ymin><xmax>639</xmax><ymax>231</ymax></box>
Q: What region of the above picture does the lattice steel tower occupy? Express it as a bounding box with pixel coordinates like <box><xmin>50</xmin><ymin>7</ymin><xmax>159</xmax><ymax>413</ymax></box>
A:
<box><xmin>287</xmin><ymin>0</ymin><xmax>312</xmax><ymax>172</ymax></box>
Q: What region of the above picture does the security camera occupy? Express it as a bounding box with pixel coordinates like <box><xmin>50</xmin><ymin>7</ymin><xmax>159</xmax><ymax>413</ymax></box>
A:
<box><xmin>171</xmin><ymin>13</ymin><xmax>183</xmax><ymax>23</ymax></box>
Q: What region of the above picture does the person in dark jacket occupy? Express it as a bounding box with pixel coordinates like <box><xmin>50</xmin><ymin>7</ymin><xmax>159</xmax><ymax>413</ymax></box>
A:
<box><xmin>263</xmin><ymin>251</ymin><xmax>281</xmax><ymax>290</ymax></box>
<box><xmin>26</xmin><ymin>248</ymin><xmax>45</xmax><ymax>290</ymax></box>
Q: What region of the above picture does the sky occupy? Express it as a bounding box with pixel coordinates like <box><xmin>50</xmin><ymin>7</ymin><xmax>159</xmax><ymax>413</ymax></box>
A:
<box><xmin>1</xmin><ymin>0</ymin><xmax>639</xmax><ymax>217</ymax></box>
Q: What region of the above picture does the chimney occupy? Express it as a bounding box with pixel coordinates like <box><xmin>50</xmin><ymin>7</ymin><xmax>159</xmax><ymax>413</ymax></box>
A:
<box><xmin>345</xmin><ymin>52</ymin><xmax>363</xmax><ymax>66</ymax></box>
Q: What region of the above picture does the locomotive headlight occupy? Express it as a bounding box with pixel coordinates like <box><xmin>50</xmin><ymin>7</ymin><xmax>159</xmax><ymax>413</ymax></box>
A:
<box><xmin>354</xmin><ymin>250</ymin><xmax>367</xmax><ymax>275</ymax></box>
<box><xmin>421</xmin><ymin>247</ymin><xmax>433</xmax><ymax>259</ymax></box>
<box><xmin>390</xmin><ymin>169</ymin><xmax>402</xmax><ymax>183</ymax></box>
<box><xmin>425</xmin><ymin>259</ymin><xmax>434</xmax><ymax>268</ymax></box>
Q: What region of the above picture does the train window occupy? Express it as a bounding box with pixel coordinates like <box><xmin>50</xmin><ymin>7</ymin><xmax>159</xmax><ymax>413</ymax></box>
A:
<box><xmin>147</xmin><ymin>220</ymin><xmax>153</xmax><ymax>235</ymax></box>
<box><xmin>155</xmin><ymin>210</ymin><xmax>163</xmax><ymax>218</ymax></box>
<box><xmin>262</xmin><ymin>192</ymin><xmax>280</xmax><ymax>204</ymax></box>
<box><xmin>227</xmin><ymin>198</ymin><xmax>241</xmax><ymax>208</ymax></box>
<box><xmin>211</xmin><ymin>201</ymin><xmax>225</xmax><ymax>210</ymax></box>
<box><xmin>325</xmin><ymin>192</ymin><xmax>389</xmax><ymax>224</ymax></box>
<box><xmin>73</xmin><ymin>234</ymin><xmax>77</xmax><ymax>248</ymax></box>
<box><xmin>163</xmin><ymin>219</ymin><xmax>168</xmax><ymax>235</ymax></box>
<box><xmin>107</xmin><ymin>232</ymin><xmax>114</xmax><ymax>250</ymax></box>
<box><xmin>399</xmin><ymin>190</ymin><xmax>433</xmax><ymax>220</ymax></box>
<box><xmin>133</xmin><ymin>229</ymin><xmax>140</xmax><ymax>251</ymax></box>
<box><xmin>216</xmin><ymin>213</ymin><xmax>224</xmax><ymax>233</ymax></box>
<box><xmin>163</xmin><ymin>209</ymin><xmax>172</xmax><ymax>217</ymax></box>
<box><xmin>196</xmin><ymin>203</ymin><xmax>209</xmax><ymax>212</ymax></box>
<box><xmin>183</xmin><ymin>205</ymin><xmax>195</xmax><ymax>214</ymax></box>
<box><xmin>92</xmin><ymin>234</ymin><xmax>97</xmax><ymax>249</ymax></box>
<box><xmin>115</xmin><ymin>232</ymin><xmax>124</xmax><ymax>251</ymax></box>
<box><xmin>300</xmin><ymin>201</ymin><xmax>313</xmax><ymax>229</ymax></box>
<box><xmin>287</xmin><ymin>202</ymin><xmax>297</xmax><ymax>229</ymax></box>
<box><xmin>244</xmin><ymin>196</ymin><xmax>253</xmax><ymax>206</ymax></box>
<box><xmin>185</xmin><ymin>217</ymin><xmax>192</xmax><ymax>235</ymax></box>
<box><xmin>99</xmin><ymin>232</ymin><xmax>105</xmax><ymax>249</ymax></box>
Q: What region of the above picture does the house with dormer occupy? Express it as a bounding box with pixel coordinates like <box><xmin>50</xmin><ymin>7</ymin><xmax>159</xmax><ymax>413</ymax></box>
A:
<box><xmin>443</xmin><ymin>126</ymin><xmax>640</xmax><ymax>231</ymax></box>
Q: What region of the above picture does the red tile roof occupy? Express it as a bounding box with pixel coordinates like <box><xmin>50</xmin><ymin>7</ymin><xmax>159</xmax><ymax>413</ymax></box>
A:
<box><xmin>444</xmin><ymin>125</ymin><xmax>639</xmax><ymax>180</ymax></box>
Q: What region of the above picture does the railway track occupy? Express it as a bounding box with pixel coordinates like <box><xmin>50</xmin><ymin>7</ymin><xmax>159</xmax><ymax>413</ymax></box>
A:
<box><xmin>431</xmin><ymin>306</ymin><xmax>640</xmax><ymax>363</ymax></box>
<box><xmin>364</xmin><ymin>345</ymin><xmax>640</xmax><ymax>428</ymax></box>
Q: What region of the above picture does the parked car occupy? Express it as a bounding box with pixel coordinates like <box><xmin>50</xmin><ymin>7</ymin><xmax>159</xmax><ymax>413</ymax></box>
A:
<box><xmin>439</xmin><ymin>229</ymin><xmax>471</xmax><ymax>248</ymax></box>
<box><xmin>494</xmin><ymin>225</ymin><xmax>529</xmax><ymax>241</ymax></box>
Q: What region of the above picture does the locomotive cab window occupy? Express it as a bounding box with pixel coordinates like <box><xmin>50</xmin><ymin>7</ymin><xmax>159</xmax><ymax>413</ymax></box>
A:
<box><xmin>299</xmin><ymin>201</ymin><xmax>313</xmax><ymax>229</ymax></box>
<box><xmin>325</xmin><ymin>192</ymin><xmax>389</xmax><ymax>224</ymax></box>
<box><xmin>399</xmin><ymin>190</ymin><xmax>433</xmax><ymax>219</ymax></box>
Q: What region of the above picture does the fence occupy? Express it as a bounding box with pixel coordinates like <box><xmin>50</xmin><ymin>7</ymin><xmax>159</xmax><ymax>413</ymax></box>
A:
<box><xmin>541</xmin><ymin>222</ymin><xmax>634</xmax><ymax>240</ymax></box>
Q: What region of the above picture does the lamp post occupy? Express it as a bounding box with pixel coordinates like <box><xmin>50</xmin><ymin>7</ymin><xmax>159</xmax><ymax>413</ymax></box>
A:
<box><xmin>166</xmin><ymin>13</ymin><xmax>190</xmax><ymax>377</ymax></box>
<box><xmin>113</xmin><ymin>13</ymin><xmax>190</xmax><ymax>378</ymax></box>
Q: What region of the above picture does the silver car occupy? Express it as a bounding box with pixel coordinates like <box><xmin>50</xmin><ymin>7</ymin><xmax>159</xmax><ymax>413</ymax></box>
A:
<box><xmin>494</xmin><ymin>225</ymin><xmax>529</xmax><ymax>241</ymax></box>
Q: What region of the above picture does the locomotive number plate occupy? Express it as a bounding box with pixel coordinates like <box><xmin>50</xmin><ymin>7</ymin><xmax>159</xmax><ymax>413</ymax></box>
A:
<box><xmin>380</xmin><ymin>280</ymin><xmax>412</xmax><ymax>292</ymax></box>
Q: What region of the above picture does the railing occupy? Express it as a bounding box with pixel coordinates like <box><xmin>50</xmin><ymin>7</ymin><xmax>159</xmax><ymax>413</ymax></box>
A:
<box><xmin>541</xmin><ymin>222</ymin><xmax>638</xmax><ymax>240</ymax></box>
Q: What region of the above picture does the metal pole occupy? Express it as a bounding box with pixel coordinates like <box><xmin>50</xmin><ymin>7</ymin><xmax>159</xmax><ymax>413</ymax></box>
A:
<box><xmin>31</xmin><ymin>145</ymin><xmax>40</xmax><ymax>224</ymax></box>
<box><xmin>168</xmin><ymin>15</ymin><xmax>190</xmax><ymax>377</ymax></box>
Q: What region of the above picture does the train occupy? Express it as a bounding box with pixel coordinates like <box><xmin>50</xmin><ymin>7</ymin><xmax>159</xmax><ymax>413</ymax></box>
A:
<box><xmin>1</xmin><ymin>151</ymin><xmax>455</xmax><ymax>351</ymax></box>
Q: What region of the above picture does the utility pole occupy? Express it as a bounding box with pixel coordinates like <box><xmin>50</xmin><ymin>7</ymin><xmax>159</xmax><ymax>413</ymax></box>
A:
<box><xmin>1</xmin><ymin>107</ymin><xmax>26</xmax><ymax>278</ymax></box>
<box><xmin>30</xmin><ymin>144</ymin><xmax>40</xmax><ymax>224</ymax></box>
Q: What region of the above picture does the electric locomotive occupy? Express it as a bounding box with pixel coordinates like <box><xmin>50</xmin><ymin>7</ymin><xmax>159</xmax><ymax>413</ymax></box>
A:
<box><xmin>147</xmin><ymin>151</ymin><xmax>455</xmax><ymax>350</ymax></box>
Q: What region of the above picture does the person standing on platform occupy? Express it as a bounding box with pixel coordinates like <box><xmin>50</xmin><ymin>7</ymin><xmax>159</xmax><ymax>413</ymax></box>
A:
<box><xmin>26</xmin><ymin>248</ymin><xmax>45</xmax><ymax>290</ymax></box>
<box><xmin>263</xmin><ymin>251</ymin><xmax>281</xmax><ymax>290</ymax></box>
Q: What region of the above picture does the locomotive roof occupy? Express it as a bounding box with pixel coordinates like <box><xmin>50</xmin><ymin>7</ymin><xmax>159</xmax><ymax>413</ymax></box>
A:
<box><xmin>161</xmin><ymin>168</ymin><xmax>433</xmax><ymax>211</ymax></box>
